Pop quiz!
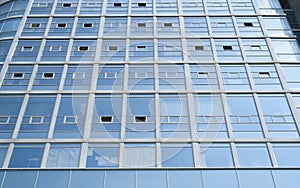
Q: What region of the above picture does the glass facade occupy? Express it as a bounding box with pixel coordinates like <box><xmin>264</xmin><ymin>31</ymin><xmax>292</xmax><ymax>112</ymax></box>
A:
<box><xmin>0</xmin><ymin>0</ymin><xmax>300</xmax><ymax>187</ymax></box>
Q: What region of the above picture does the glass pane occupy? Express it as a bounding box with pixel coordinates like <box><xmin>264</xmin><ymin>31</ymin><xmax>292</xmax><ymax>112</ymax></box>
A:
<box><xmin>137</xmin><ymin>170</ymin><xmax>167</xmax><ymax>188</ymax></box>
<box><xmin>2</xmin><ymin>171</ymin><xmax>37</xmax><ymax>188</ymax></box>
<box><xmin>237</xmin><ymin>170</ymin><xmax>275</xmax><ymax>188</ymax></box>
<box><xmin>69</xmin><ymin>171</ymin><xmax>104</xmax><ymax>188</ymax></box>
<box><xmin>36</xmin><ymin>170</ymin><xmax>70</xmax><ymax>188</ymax></box>
<box><xmin>169</xmin><ymin>170</ymin><xmax>203</xmax><ymax>188</ymax></box>
<box><xmin>202</xmin><ymin>170</ymin><xmax>239</xmax><ymax>188</ymax></box>
<box><xmin>106</xmin><ymin>171</ymin><xmax>135</xmax><ymax>188</ymax></box>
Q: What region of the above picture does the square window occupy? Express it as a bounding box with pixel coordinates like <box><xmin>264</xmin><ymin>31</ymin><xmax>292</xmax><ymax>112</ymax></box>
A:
<box><xmin>42</xmin><ymin>72</ymin><xmax>55</xmax><ymax>79</ymax></box>
<box><xmin>0</xmin><ymin>116</ymin><xmax>10</xmax><ymax>124</ymax></box>
<box><xmin>138</xmin><ymin>2</ymin><xmax>146</xmax><ymax>7</ymax></box>
<box><xmin>83</xmin><ymin>23</ymin><xmax>93</xmax><ymax>28</ymax></box>
<box><xmin>135</xmin><ymin>116</ymin><xmax>147</xmax><ymax>123</ymax></box>
<box><xmin>64</xmin><ymin>116</ymin><xmax>77</xmax><ymax>123</ymax></box>
<box><xmin>250</xmin><ymin>45</ymin><xmax>261</xmax><ymax>50</ymax></box>
<box><xmin>12</xmin><ymin>72</ymin><xmax>24</xmax><ymax>79</ymax></box>
<box><xmin>104</xmin><ymin>72</ymin><xmax>117</xmax><ymax>78</ymax></box>
<box><xmin>162</xmin><ymin>2</ymin><xmax>171</xmax><ymax>7</ymax></box>
<box><xmin>213</xmin><ymin>2</ymin><xmax>222</xmax><ymax>6</ymax></box>
<box><xmin>198</xmin><ymin>72</ymin><xmax>208</xmax><ymax>78</ymax></box>
<box><xmin>236</xmin><ymin>2</ymin><xmax>247</xmax><ymax>7</ymax></box>
<box><xmin>57</xmin><ymin>23</ymin><xmax>67</xmax><ymax>28</ymax></box>
<box><xmin>29</xmin><ymin>116</ymin><xmax>44</xmax><ymax>124</ymax></box>
<box><xmin>137</xmin><ymin>23</ymin><xmax>146</xmax><ymax>27</ymax></box>
<box><xmin>135</xmin><ymin>72</ymin><xmax>147</xmax><ymax>78</ymax></box>
<box><xmin>164</xmin><ymin>45</ymin><xmax>175</xmax><ymax>51</ymax></box>
<box><xmin>244</xmin><ymin>22</ymin><xmax>253</xmax><ymax>27</ymax></box>
<box><xmin>217</xmin><ymin>22</ymin><xmax>227</xmax><ymax>27</ymax></box>
<box><xmin>86</xmin><ymin>3</ymin><xmax>97</xmax><ymax>7</ymax></box>
<box><xmin>100</xmin><ymin>116</ymin><xmax>113</xmax><ymax>123</ymax></box>
<box><xmin>228</xmin><ymin>72</ymin><xmax>240</xmax><ymax>78</ymax></box>
<box><xmin>163</xmin><ymin>23</ymin><xmax>173</xmax><ymax>27</ymax></box>
<box><xmin>114</xmin><ymin>2</ymin><xmax>122</xmax><ymax>7</ymax></box>
<box><xmin>108</xmin><ymin>46</ymin><xmax>118</xmax><ymax>51</ymax></box>
<box><xmin>21</xmin><ymin>46</ymin><xmax>34</xmax><ymax>52</ymax></box>
<box><xmin>30</xmin><ymin>23</ymin><xmax>41</xmax><ymax>28</ymax></box>
<box><xmin>136</xmin><ymin>45</ymin><xmax>147</xmax><ymax>51</ymax></box>
<box><xmin>223</xmin><ymin>45</ymin><xmax>233</xmax><ymax>50</ymax></box>
<box><xmin>168</xmin><ymin>116</ymin><xmax>180</xmax><ymax>123</ymax></box>
<box><xmin>165</xmin><ymin>72</ymin><xmax>178</xmax><ymax>78</ymax></box>
<box><xmin>37</xmin><ymin>3</ymin><xmax>48</xmax><ymax>7</ymax></box>
<box><xmin>72</xmin><ymin>72</ymin><xmax>85</xmax><ymax>79</ymax></box>
<box><xmin>195</xmin><ymin>46</ymin><xmax>204</xmax><ymax>51</ymax></box>
<box><xmin>272</xmin><ymin>116</ymin><xmax>285</xmax><ymax>123</ymax></box>
<box><xmin>50</xmin><ymin>46</ymin><xmax>62</xmax><ymax>51</ymax></box>
<box><xmin>188</xmin><ymin>2</ymin><xmax>197</xmax><ymax>6</ymax></box>
<box><xmin>79</xmin><ymin>46</ymin><xmax>89</xmax><ymax>51</ymax></box>
<box><xmin>258</xmin><ymin>72</ymin><xmax>270</xmax><ymax>78</ymax></box>
<box><xmin>62</xmin><ymin>3</ymin><xmax>72</xmax><ymax>7</ymax></box>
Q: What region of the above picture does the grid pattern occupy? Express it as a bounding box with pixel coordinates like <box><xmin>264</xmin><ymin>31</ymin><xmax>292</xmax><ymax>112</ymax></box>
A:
<box><xmin>0</xmin><ymin>0</ymin><xmax>300</xmax><ymax>172</ymax></box>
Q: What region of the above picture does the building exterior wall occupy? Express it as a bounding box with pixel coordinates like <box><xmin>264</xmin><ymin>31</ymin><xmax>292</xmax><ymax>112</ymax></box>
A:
<box><xmin>0</xmin><ymin>0</ymin><xmax>300</xmax><ymax>187</ymax></box>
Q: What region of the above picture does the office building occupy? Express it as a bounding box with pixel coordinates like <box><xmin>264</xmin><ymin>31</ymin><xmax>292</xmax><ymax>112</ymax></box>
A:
<box><xmin>0</xmin><ymin>0</ymin><xmax>300</xmax><ymax>187</ymax></box>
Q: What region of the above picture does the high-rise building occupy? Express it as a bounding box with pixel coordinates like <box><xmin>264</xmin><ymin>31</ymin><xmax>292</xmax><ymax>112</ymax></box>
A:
<box><xmin>0</xmin><ymin>0</ymin><xmax>300</xmax><ymax>187</ymax></box>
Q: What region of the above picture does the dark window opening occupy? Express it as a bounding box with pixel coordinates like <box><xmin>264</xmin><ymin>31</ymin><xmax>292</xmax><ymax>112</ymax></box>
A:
<box><xmin>101</xmin><ymin>116</ymin><xmax>113</xmax><ymax>123</ymax></box>
<box><xmin>244</xmin><ymin>22</ymin><xmax>253</xmax><ymax>27</ymax></box>
<box><xmin>114</xmin><ymin>3</ymin><xmax>122</xmax><ymax>7</ymax></box>
<box><xmin>62</xmin><ymin>3</ymin><xmax>72</xmax><ymax>7</ymax></box>
<box><xmin>223</xmin><ymin>45</ymin><xmax>233</xmax><ymax>50</ymax></box>
<box><xmin>138</xmin><ymin>3</ymin><xmax>146</xmax><ymax>7</ymax></box>
<box><xmin>135</xmin><ymin>116</ymin><xmax>147</xmax><ymax>123</ymax></box>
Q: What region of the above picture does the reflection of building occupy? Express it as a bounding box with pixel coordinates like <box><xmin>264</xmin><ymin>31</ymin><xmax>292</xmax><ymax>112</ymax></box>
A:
<box><xmin>1</xmin><ymin>0</ymin><xmax>300</xmax><ymax>187</ymax></box>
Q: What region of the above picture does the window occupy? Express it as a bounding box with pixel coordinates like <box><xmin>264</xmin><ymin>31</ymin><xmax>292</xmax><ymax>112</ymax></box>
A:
<box><xmin>135</xmin><ymin>72</ymin><xmax>147</xmax><ymax>78</ymax></box>
<box><xmin>21</xmin><ymin>46</ymin><xmax>33</xmax><ymax>52</ymax></box>
<box><xmin>166</xmin><ymin>72</ymin><xmax>178</xmax><ymax>78</ymax></box>
<box><xmin>223</xmin><ymin>45</ymin><xmax>233</xmax><ymax>50</ymax></box>
<box><xmin>259</xmin><ymin>72</ymin><xmax>270</xmax><ymax>78</ymax></box>
<box><xmin>114</xmin><ymin>2</ymin><xmax>122</xmax><ymax>7</ymax></box>
<box><xmin>42</xmin><ymin>72</ymin><xmax>55</xmax><ymax>79</ymax></box>
<box><xmin>104</xmin><ymin>72</ymin><xmax>117</xmax><ymax>78</ymax></box>
<box><xmin>12</xmin><ymin>72</ymin><xmax>24</xmax><ymax>79</ymax></box>
<box><xmin>217</xmin><ymin>22</ymin><xmax>227</xmax><ymax>27</ymax></box>
<box><xmin>72</xmin><ymin>72</ymin><xmax>85</xmax><ymax>79</ymax></box>
<box><xmin>83</xmin><ymin>23</ymin><xmax>93</xmax><ymax>28</ymax></box>
<box><xmin>63</xmin><ymin>116</ymin><xmax>77</xmax><ymax>123</ymax></box>
<box><xmin>244</xmin><ymin>22</ymin><xmax>253</xmax><ymax>27</ymax></box>
<box><xmin>50</xmin><ymin>46</ymin><xmax>62</xmax><ymax>51</ymax></box>
<box><xmin>164</xmin><ymin>45</ymin><xmax>175</xmax><ymax>51</ymax></box>
<box><xmin>195</xmin><ymin>46</ymin><xmax>204</xmax><ymax>51</ymax></box>
<box><xmin>213</xmin><ymin>2</ymin><xmax>222</xmax><ymax>6</ymax></box>
<box><xmin>228</xmin><ymin>72</ymin><xmax>240</xmax><ymax>78</ymax></box>
<box><xmin>188</xmin><ymin>2</ymin><xmax>197</xmax><ymax>6</ymax></box>
<box><xmin>250</xmin><ymin>45</ymin><xmax>261</xmax><ymax>50</ymax></box>
<box><xmin>163</xmin><ymin>23</ymin><xmax>173</xmax><ymax>27</ymax></box>
<box><xmin>29</xmin><ymin>116</ymin><xmax>44</xmax><ymax>124</ymax></box>
<box><xmin>134</xmin><ymin>116</ymin><xmax>147</xmax><ymax>123</ymax></box>
<box><xmin>57</xmin><ymin>23</ymin><xmax>67</xmax><ymax>28</ymax></box>
<box><xmin>37</xmin><ymin>3</ymin><xmax>48</xmax><ymax>7</ymax></box>
<box><xmin>30</xmin><ymin>23</ymin><xmax>41</xmax><ymax>28</ymax></box>
<box><xmin>137</xmin><ymin>23</ymin><xmax>146</xmax><ymax>27</ymax></box>
<box><xmin>108</xmin><ymin>46</ymin><xmax>118</xmax><ymax>51</ymax></box>
<box><xmin>0</xmin><ymin>116</ymin><xmax>10</xmax><ymax>124</ymax></box>
<box><xmin>62</xmin><ymin>3</ymin><xmax>72</xmax><ymax>7</ymax></box>
<box><xmin>100</xmin><ymin>116</ymin><xmax>113</xmax><ymax>123</ymax></box>
<box><xmin>78</xmin><ymin>46</ymin><xmax>89</xmax><ymax>51</ymax></box>
<box><xmin>136</xmin><ymin>45</ymin><xmax>147</xmax><ymax>51</ymax></box>
<box><xmin>198</xmin><ymin>72</ymin><xmax>208</xmax><ymax>78</ymax></box>
<box><xmin>138</xmin><ymin>2</ymin><xmax>146</xmax><ymax>7</ymax></box>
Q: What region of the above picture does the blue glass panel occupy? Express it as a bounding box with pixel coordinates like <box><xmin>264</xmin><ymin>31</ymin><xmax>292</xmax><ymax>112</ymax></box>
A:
<box><xmin>237</xmin><ymin>170</ymin><xmax>275</xmax><ymax>188</ymax></box>
<box><xmin>69</xmin><ymin>170</ymin><xmax>104</xmax><ymax>188</ymax></box>
<box><xmin>36</xmin><ymin>170</ymin><xmax>70</xmax><ymax>188</ymax></box>
<box><xmin>162</xmin><ymin>144</ymin><xmax>194</xmax><ymax>167</ymax></box>
<box><xmin>169</xmin><ymin>170</ymin><xmax>203</xmax><ymax>188</ymax></box>
<box><xmin>2</xmin><ymin>171</ymin><xmax>37</xmax><ymax>188</ymax></box>
<box><xmin>272</xmin><ymin>170</ymin><xmax>300</xmax><ymax>188</ymax></box>
<box><xmin>202</xmin><ymin>170</ymin><xmax>239</xmax><ymax>188</ymax></box>
<box><xmin>106</xmin><ymin>171</ymin><xmax>135</xmax><ymax>188</ymax></box>
<box><xmin>137</xmin><ymin>170</ymin><xmax>167</xmax><ymax>188</ymax></box>
<box><xmin>9</xmin><ymin>144</ymin><xmax>44</xmax><ymax>168</ymax></box>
